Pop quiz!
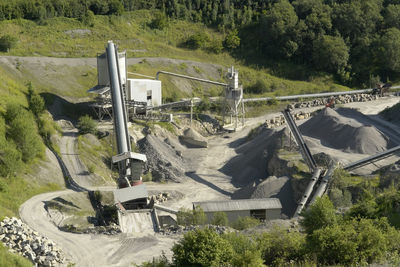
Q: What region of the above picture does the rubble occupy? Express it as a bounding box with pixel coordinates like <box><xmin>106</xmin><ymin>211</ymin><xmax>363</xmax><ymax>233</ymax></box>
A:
<box><xmin>148</xmin><ymin>192</ymin><xmax>170</xmax><ymax>205</ymax></box>
<box><xmin>0</xmin><ymin>217</ymin><xmax>66</xmax><ymax>266</ymax></box>
<box><xmin>159</xmin><ymin>224</ymin><xmax>232</xmax><ymax>235</ymax></box>
<box><xmin>265</xmin><ymin>93</ymin><xmax>379</xmax><ymax>128</ymax></box>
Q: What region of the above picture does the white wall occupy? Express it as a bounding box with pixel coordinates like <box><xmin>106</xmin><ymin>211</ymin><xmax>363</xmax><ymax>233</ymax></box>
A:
<box><xmin>97</xmin><ymin>52</ymin><xmax>127</xmax><ymax>87</ymax></box>
<box><xmin>127</xmin><ymin>79</ymin><xmax>162</xmax><ymax>107</ymax></box>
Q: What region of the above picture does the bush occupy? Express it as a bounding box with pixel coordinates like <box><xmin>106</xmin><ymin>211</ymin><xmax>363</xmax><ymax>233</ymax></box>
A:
<box><xmin>231</xmin><ymin>216</ymin><xmax>260</xmax><ymax>230</ymax></box>
<box><xmin>245</xmin><ymin>79</ymin><xmax>270</xmax><ymax>94</ymax></box>
<box><xmin>176</xmin><ymin>207</ymin><xmax>206</xmax><ymax>226</ymax></box>
<box><xmin>223</xmin><ymin>30</ymin><xmax>240</xmax><ymax>51</ymax></box>
<box><xmin>184</xmin><ymin>32</ymin><xmax>210</xmax><ymax>49</ymax></box>
<box><xmin>77</xmin><ymin>115</ymin><xmax>97</xmax><ymax>135</ymax></box>
<box><xmin>257</xmin><ymin>228</ymin><xmax>306</xmax><ymax>266</ymax></box>
<box><xmin>0</xmin><ymin>35</ymin><xmax>17</xmax><ymax>52</ymax></box>
<box><xmin>223</xmin><ymin>232</ymin><xmax>265</xmax><ymax>267</ymax></box>
<box><xmin>210</xmin><ymin>211</ymin><xmax>228</xmax><ymax>226</ymax></box>
<box><xmin>172</xmin><ymin>228</ymin><xmax>234</xmax><ymax>267</ymax></box>
<box><xmin>150</xmin><ymin>12</ymin><xmax>168</xmax><ymax>30</ymax></box>
<box><xmin>6</xmin><ymin>107</ymin><xmax>44</xmax><ymax>162</ymax></box>
<box><xmin>300</xmin><ymin>195</ymin><xmax>337</xmax><ymax>234</ymax></box>
<box><xmin>206</xmin><ymin>39</ymin><xmax>223</xmax><ymax>54</ymax></box>
<box><xmin>29</xmin><ymin>93</ymin><xmax>45</xmax><ymax>117</ymax></box>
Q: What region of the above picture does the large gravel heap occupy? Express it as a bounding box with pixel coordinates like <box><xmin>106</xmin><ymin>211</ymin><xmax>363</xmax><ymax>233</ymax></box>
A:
<box><xmin>300</xmin><ymin>108</ymin><xmax>391</xmax><ymax>154</ymax></box>
<box><xmin>138</xmin><ymin>134</ymin><xmax>186</xmax><ymax>182</ymax></box>
<box><xmin>0</xmin><ymin>217</ymin><xmax>66</xmax><ymax>266</ymax></box>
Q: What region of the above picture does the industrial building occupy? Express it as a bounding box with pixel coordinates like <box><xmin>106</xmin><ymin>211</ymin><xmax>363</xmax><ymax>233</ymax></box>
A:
<box><xmin>193</xmin><ymin>198</ymin><xmax>282</xmax><ymax>223</ymax></box>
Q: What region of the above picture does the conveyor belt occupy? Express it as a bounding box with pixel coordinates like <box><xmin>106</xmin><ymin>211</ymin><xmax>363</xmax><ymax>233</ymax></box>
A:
<box><xmin>344</xmin><ymin>145</ymin><xmax>400</xmax><ymax>171</ymax></box>
<box><xmin>282</xmin><ymin>109</ymin><xmax>317</xmax><ymax>172</ymax></box>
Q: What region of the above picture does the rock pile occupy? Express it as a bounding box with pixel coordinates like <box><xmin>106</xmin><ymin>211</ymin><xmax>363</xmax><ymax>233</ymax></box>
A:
<box><xmin>265</xmin><ymin>93</ymin><xmax>379</xmax><ymax>129</ymax></box>
<box><xmin>287</xmin><ymin>93</ymin><xmax>379</xmax><ymax>110</ymax></box>
<box><xmin>148</xmin><ymin>192</ymin><xmax>170</xmax><ymax>204</ymax></box>
<box><xmin>159</xmin><ymin>224</ymin><xmax>231</xmax><ymax>235</ymax></box>
<box><xmin>0</xmin><ymin>217</ymin><xmax>66</xmax><ymax>266</ymax></box>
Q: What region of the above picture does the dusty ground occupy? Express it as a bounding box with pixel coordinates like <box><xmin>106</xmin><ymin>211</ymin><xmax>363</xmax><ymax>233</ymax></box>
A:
<box><xmin>19</xmin><ymin>95</ymin><xmax>400</xmax><ymax>266</ymax></box>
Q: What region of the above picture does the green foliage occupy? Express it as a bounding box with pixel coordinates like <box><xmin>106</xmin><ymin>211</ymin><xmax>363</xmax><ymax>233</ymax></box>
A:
<box><xmin>231</xmin><ymin>216</ymin><xmax>260</xmax><ymax>230</ymax></box>
<box><xmin>300</xmin><ymin>195</ymin><xmax>337</xmax><ymax>234</ymax></box>
<box><xmin>79</xmin><ymin>10</ymin><xmax>96</xmax><ymax>27</ymax></box>
<box><xmin>379</xmin><ymin>27</ymin><xmax>400</xmax><ymax>73</ymax></box>
<box><xmin>176</xmin><ymin>207</ymin><xmax>206</xmax><ymax>226</ymax></box>
<box><xmin>184</xmin><ymin>32</ymin><xmax>210</xmax><ymax>50</ymax></box>
<box><xmin>0</xmin><ymin>34</ymin><xmax>17</xmax><ymax>52</ymax></box>
<box><xmin>27</xmin><ymin>84</ymin><xmax>45</xmax><ymax>117</ymax></box>
<box><xmin>223</xmin><ymin>30</ymin><xmax>240</xmax><ymax>51</ymax></box>
<box><xmin>245</xmin><ymin>79</ymin><xmax>271</xmax><ymax>94</ymax></box>
<box><xmin>149</xmin><ymin>12</ymin><xmax>168</xmax><ymax>30</ymax></box>
<box><xmin>210</xmin><ymin>211</ymin><xmax>228</xmax><ymax>226</ymax></box>
<box><xmin>172</xmin><ymin>228</ymin><xmax>234</xmax><ymax>267</ymax></box>
<box><xmin>0</xmin><ymin>242</ymin><xmax>32</xmax><ymax>267</ymax></box>
<box><xmin>223</xmin><ymin>232</ymin><xmax>265</xmax><ymax>267</ymax></box>
<box><xmin>312</xmin><ymin>35</ymin><xmax>349</xmax><ymax>74</ymax></box>
<box><xmin>77</xmin><ymin>115</ymin><xmax>97</xmax><ymax>135</ymax></box>
<box><xmin>257</xmin><ymin>228</ymin><xmax>306</xmax><ymax>266</ymax></box>
<box><xmin>5</xmin><ymin>103</ymin><xmax>44</xmax><ymax>162</ymax></box>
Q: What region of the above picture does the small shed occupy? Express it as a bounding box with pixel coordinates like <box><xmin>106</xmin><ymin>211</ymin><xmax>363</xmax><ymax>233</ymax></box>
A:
<box><xmin>193</xmin><ymin>198</ymin><xmax>282</xmax><ymax>223</ymax></box>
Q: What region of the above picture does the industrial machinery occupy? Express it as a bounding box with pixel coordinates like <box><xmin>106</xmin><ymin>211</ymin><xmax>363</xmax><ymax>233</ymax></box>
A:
<box><xmin>102</xmin><ymin>41</ymin><xmax>149</xmax><ymax>211</ymax></box>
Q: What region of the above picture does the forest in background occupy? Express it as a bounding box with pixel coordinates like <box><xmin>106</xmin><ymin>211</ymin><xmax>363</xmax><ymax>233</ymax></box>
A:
<box><xmin>1</xmin><ymin>0</ymin><xmax>400</xmax><ymax>87</ymax></box>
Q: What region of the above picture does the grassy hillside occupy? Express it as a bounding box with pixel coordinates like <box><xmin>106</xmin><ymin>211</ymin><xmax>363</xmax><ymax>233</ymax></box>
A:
<box><xmin>0</xmin><ymin>10</ymin><xmax>351</xmax><ymax>103</ymax></box>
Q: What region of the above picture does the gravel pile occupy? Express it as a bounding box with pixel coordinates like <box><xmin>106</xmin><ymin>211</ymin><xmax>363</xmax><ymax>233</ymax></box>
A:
<box><xmin>0</xmin><ymin>217</ymin><xmax>66</xmax><ymax>266</ymax></box>
<box><xmin>138</xmin><ymin>134</ymin><xmax>186</xmax><ymax>182</ymax></box>
<box><xmin>299</xmin><ymin>108</ymin><xmax>391</xmax><ymax>154</ymax></box>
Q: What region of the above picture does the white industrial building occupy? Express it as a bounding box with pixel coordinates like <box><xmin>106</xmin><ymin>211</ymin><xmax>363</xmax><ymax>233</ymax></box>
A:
<box><xmin>193</xmin><ymin>198</ymin><xmax>282</xmax><ymax>223</ymax></box>
<box><xmin>126</xmin><ymin>79</ymin><xmax>162</xmax><ymax>108</ymax></box>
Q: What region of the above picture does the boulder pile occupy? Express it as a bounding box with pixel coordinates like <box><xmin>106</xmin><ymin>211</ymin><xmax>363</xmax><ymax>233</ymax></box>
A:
<box><xmin>0</xmin><ymin>217</ymin><xmax>66</xmax><ymax>266</ymax></box>
<box><xmin>148</xmin><ymin>192</ymin><xmax>170</xmax><ymax>204</ymax></box>
<box><xmin>265</xmin><ymin>93</ymin><xmax>379</xmax><ymax>128</ymax></box>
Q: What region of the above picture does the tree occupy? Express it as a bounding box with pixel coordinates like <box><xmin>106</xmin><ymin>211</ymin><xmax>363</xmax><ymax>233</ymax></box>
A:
<box><xmin>77</xmin><ymin>115</ymin><xmax>97</xmax><ymax>135</ymax></box>
<box><xmin>300</xmin><ymin>195</ymin><xmax>337</xmax><ymax>234</ymax></box>
<box><xmin>172</xmin><ymin>228</ymin><xmax>234</xmax><ymax>267</ymax></box>
<box><xmin>184</xmin><ymin>32</ymin><xmax>210</xmax><ymax>49</ymax></box>
<box><xmin>149</xmin><ymin>12</ymin><xmax>168</xmax><ymax>30</ymax></box>
<box><xmin>223</xmin><ymin>232</ymin><xmax>265</xmax><ymax>267</ymax></box>
<box><xmin>257</xmin><ymin>228</ymin><xmax>306</xmax><ymax>266</ymax></box>
<box><xmin>176</xmin><ymin>207</ymin><xmax>206</xmax><ymax>226</ymax></box>
<box><xmin>231</xmin><ymin>216</ymin><xmax>260</xmax><ymax>230</ymax></box>
<box><xmin>0</xmin><ymin>34</ymin><xmax>17</xmax><ymax>52</ymax></box>
<box><xmin>312</xmin><ymin>34</ymin><xmax>349</xmax><ymax>74</ymax></box>
<box><xmin>223</xmin><ymin>29</ymin><xmax>240</xmax><ymax>51</ymax></box>
<box><xmin>210</xmin><ymin>211</ymin><xmax>228</xmax><ymax>226</ymax></box>
<box><xmin>384</xmin><ymin>4</ymin><xmax>400</xmax><ymax>28</ymax></box>
<box><xmin>28</xmin><ymin>92</ymin><xmax>45</xmax><ymax>117</ymax></box>
<box><xmin>379</xmin><ymin>27</ymin><xmax>400</xmax><ymax>73</ymax></box>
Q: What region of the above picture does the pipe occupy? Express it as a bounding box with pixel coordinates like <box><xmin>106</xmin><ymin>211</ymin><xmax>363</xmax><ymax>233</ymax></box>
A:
<box><xmin>293</xmin><ymin>168</ymin><xmax>322</xmax><ymax>217</ymax></box>
<box><xmin>156</xmin><ymin>70</ymin><xmax>228</xmax><ymax>86</ymax></box>
<box><xmin>106</xmin><ymin>41</ymin><xmax>131</xmax><ymax>184</ymax></box>
<box><xmin>309</xmin><ymin>164</ymin><xmax>336</xmax><ymax>205</ymax></box>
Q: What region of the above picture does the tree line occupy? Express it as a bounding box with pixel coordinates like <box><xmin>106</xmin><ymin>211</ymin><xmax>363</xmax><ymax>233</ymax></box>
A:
<box><xmin>1</xmin><ymin>0</ymin><xmax>400</xmax><ymax>86</ymax></box>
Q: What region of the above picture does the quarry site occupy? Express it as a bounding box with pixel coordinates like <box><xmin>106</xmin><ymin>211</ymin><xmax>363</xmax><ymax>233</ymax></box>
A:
<box><xmin>1</xmin><ymin>42</ymin><xmax>399</xmax><ymax>267</ymax></box>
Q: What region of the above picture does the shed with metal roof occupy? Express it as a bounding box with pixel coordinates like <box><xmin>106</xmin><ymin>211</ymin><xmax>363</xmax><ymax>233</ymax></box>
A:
<box><xmin>193</xmin><ymin>198</ymin><xmax>282</xmax><ymax>223</ymax></box>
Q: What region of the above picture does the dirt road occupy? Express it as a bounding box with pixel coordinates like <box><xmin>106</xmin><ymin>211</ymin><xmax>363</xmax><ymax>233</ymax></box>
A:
<box><xmin>19</xmin><ymin>95</ymin><xmax>400</xmax><ymax>266</ymax></box>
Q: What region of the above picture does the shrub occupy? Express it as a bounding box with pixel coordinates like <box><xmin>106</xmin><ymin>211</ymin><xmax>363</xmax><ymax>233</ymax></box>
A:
<box><xmin>231</xmin><ymin>216</ymin><xmax>260</xmax><ymax>230</ymax></box>
<box><xmin>223</xmin><ymin>30</ymin><xmax>240</xmax><ymax>51</ymax></box>
<box><xmin>184</xmin><ymin>32</ymin><xmax>210</xmax><ymax>49</ymax></box>
<box><xmin>206</xmin><ymin>39</ymin><xmax>223</xmax><ymax>54</ymax></box>
<box><xmin>6</xmin><ymin>106</ymin><xmax>44</xmax><ymax>162</ymax></box>
<box><xmin>223</xmin><ymin>232</ymin><xmax>265</xmax><ymax>267</ymax></box>
<box><xmin>29</xmin><ymin>93</ymin><xmax>45</xmax><ymax>117</ymax></box>
<box><xmin>245</xmin><ymin>79</ymin><xmax>270</xmax><ymax>94</ymax></box>
<box><xmin>0</xmin><ymin>35</ymin><xmax>17</xmax><ymax>52</ymax></box>
<box><xmin>172</xmin><ymin>228</ymin><xmax>234</xmax><ymax>267</ymax></box>
<box><xmin>300</xmin><ymin>195</ymin><xmax>337</xmax><ymax>234</ymax></box>
<box><xmin>150</xmin><ymin>12</ymin><xmax>168</xmax><ymax>30</ymax></box>
<box><xmin>210</xmin><ymin>211</ymin><xmax>228</xmax><ymax>226</ymax></box>
<box><xmin>257</xmin><ymin>228</ymin><xmax>306</xmax><ymax>266</ymax></box>
<box><xmin>177</xmin><ymin>207</ymin><xmax>206</xmax><ymax>226</ymax></box>
<box><xmin>77</xmin><ymin>115</ymin><xmax>97</xmax><ymax>135</ymax></box>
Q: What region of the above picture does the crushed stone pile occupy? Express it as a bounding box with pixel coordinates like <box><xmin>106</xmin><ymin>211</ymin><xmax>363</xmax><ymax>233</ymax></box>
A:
<box><xmin>232</xmin><ymin>176</ymin><xmax>296</xmax><ymax>217</ymax></box>
<box><xmin>180</xmin><ymin>127</ymin><xmax>208</xmax><ymax>148</ymax></box>
<box><xmin>0</xmin><ymin>217</ymin><xmax>66</xmax><ymax>266</ymax></box>
<box><xmin>221</xmin><ymin>127</ymin><xmax>292</xmax><ymax>187</ymax></box>
<box><xmin>138</xmin><ymin>134</ymin><xmax>186</xmax><ymax>182</ymax></box>
<box><xmin>299</xmin><ymin>108</ymin><xmax>391</xmax><ymax>154</ymax></box>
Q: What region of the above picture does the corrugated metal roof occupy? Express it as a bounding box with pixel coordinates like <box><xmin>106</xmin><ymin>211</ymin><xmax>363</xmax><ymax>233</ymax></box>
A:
<box><xmin>193</xmin><ymin>198</ymin><xmax>282</xmax><ymax>212</ymax></box>
<box><xmin>114</xmin><ymin>184</ymin><xmax>148</xmax><ymax>204</ymax></box>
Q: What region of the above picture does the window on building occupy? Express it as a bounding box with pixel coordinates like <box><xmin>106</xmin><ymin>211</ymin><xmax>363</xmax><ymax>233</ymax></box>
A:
<box><xmin>250</xmin><ymin>209</ymin><xmax>266</xmax><ymax>220</ymax></box>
